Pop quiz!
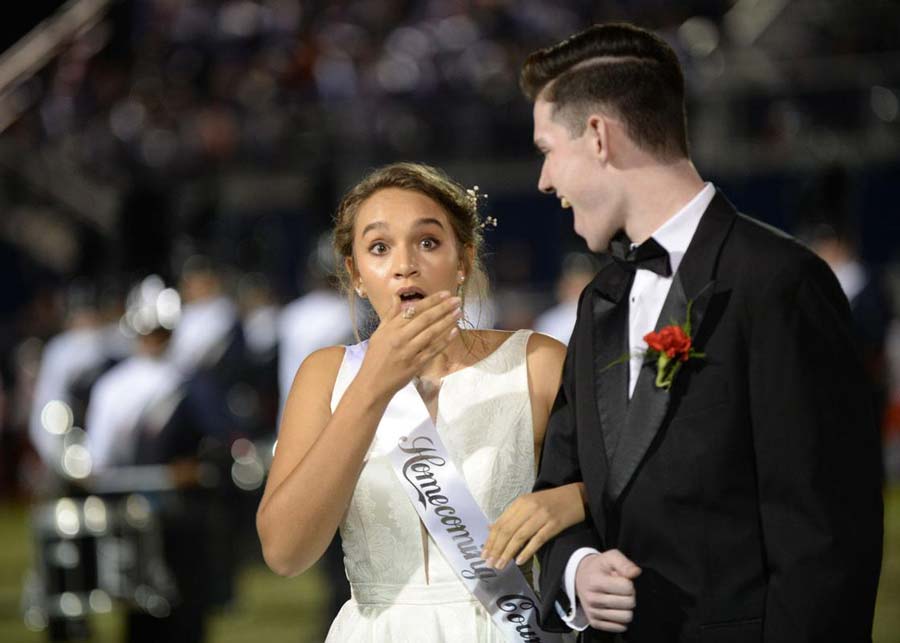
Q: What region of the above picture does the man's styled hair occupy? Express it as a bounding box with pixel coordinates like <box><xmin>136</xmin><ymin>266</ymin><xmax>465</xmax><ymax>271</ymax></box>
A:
<box><xmin>521</xmin><ymin>23</ymin><xmax>689</xmax><ymax>160</ymax></box>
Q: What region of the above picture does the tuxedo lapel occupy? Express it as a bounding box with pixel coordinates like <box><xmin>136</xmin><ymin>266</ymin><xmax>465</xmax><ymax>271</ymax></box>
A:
<box><xmin>589</xmin><ymin>259</ymin><xmax>634</xmax><ymax>461</ymax></box>
<box><xmin>605</xmin><ymin>191</ymin><xmax>737</xmax><ymax>503</ymax></box>
<box><xmin>606</xmin><ymin>274</ymin><xmax>687</xmax><ymax>502</ymax></box>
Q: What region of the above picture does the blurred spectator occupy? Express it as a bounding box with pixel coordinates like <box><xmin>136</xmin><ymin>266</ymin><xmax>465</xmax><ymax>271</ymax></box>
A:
<box><xmin>168</xmin><ymin>255</ymin><xmax>241</xmax><ymax>376</ymax></box>
<box><xmin>239</xmin><ymin>273</ymin><xmax>280</xmax><ymax>362</ymax></box>
<box><xmin>85</xmin><ymin>275</ymin><xmax>181</xmax><ymax>471</ymax></box>
<box><xmin>808</xmin><ymin>222</ymin><xmax>894</xmax><ymax>425</ymax></box>
<box><xmin>533</xmin><ymin>252</ymin><xmax>599</xmax><ymax>344</ymax></box>
<box><xmin>799</xmin><ymin>166</ymin><xmax>895</xmax><ymax>431</ymax></box>
<box><xmin>29</xmin><ymin>279</ymin><xmax>132</xmax><ymax>472</ymax></box>
<box><xmin>236</xmin><ymin>272</ymin><xmax>281</xmax><ymax>440</ymax></box>
<box><xmin>278</xmin><ymin>235</ymin><xmax>353</xmax><ymax>411</ymax></box>
<box><xmin>78</xmin><ymin>275</ymin><xmax>183</xmax><ymax>642</ymax></box>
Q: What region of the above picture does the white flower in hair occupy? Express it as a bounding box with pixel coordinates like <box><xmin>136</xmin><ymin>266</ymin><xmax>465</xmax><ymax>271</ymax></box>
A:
<box><xmin>466</xmin><ymin>185</ymin><xmax>497</xmax><ymax>230</ymax></box>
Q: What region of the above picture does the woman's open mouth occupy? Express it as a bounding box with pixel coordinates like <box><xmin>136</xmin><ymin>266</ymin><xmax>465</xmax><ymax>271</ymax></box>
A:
<box><xmin>396</xmin><ymin>287</ymin><xmax>426</xmax><ymax>311</ymax></box>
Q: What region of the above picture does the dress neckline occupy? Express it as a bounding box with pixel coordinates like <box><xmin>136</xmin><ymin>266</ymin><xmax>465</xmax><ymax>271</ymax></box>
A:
<box><xmin>414</xmin><ymin>330</ymin><xmax>527</xmax><ymax>426</ymax></box>
<box><xmin>439</xmin><ymin>329</ymin><xmax>527</xmax><ymax>384</ymax></box>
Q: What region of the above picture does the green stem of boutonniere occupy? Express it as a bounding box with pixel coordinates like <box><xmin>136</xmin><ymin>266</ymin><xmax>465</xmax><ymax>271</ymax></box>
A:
<box><xmin>655</xmin><ymin>354</ymin><xmax>681</xmax><ymax>390</ymax></box>
<box><xmin>601</xmin><ymin>351</ymin><xmax>631</xmax><ymax>373</ymax></box>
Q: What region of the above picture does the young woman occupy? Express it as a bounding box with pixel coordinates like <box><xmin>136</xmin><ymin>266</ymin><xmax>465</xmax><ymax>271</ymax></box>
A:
<box><xmin>257</xmin><ymin>163</ymin><xmax>584</xmax><ymax>641</ymax></box>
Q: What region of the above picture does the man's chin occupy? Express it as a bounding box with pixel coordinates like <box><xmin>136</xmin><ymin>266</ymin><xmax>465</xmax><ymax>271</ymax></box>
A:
<box><xmin>573</xmin><ymin>211</ymin><xmax>613</xmax><ymax>253</ymax></box>
<box><xmin>585</xmin><ymin>239</ymin><xmax>607</xmax><ymax>253</ymax></box>
<box><xmin>578</xmin><ymin>226</ymin><xmax>613</xmax><ymax>253</ymax></box>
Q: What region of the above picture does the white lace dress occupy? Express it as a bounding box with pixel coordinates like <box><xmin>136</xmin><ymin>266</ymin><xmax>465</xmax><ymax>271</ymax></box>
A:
<box><xmin>325</xmin><ymin>330</ymin><xmax>540</xmax><ymax>642</ymax></box>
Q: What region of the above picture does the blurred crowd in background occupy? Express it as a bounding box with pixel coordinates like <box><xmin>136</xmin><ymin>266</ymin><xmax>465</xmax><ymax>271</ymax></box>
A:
<box><xmin>0</xmin><ymin>0</ymin><xmax>899</xmax><ymax>641</ymax></box>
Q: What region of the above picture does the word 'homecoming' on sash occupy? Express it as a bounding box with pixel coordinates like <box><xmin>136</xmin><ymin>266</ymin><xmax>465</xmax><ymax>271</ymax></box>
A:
<box><xmin>399</xmin><ymin>436</ymin><xmax>497</xmax><ymax>581</ymax></box>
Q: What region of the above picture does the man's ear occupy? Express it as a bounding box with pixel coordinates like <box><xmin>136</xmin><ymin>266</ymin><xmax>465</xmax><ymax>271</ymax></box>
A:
<box><xmin>587</xmin><ymin>113</ymin><xmax>611</xmax><ymax>164</ymax></box>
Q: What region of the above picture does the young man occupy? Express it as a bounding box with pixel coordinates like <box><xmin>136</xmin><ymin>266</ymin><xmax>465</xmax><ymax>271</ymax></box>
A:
<box><xmin>525</xmin><ymin>23</ymin><xmax>883</xmax><ymax>641</ymax></box>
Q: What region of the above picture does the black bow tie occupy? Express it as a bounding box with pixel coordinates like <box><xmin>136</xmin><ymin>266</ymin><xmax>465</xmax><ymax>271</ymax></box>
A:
<box><xmin>609</xmin><ymin>232</ymin><xmax>672</xmax><ymax>277</ymax></box>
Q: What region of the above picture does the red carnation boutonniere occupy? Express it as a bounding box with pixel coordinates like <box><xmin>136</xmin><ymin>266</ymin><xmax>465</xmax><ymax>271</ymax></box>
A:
<box><xmin>642</xmin><ymin>300</ymin><xmax>705</xmax><ymax>390</ymax></box>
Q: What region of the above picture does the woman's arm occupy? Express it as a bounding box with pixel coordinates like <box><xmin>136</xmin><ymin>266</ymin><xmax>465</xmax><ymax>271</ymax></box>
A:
<box><xmin>257</xmin><ymin>291</ymin><xmax>462</xmax><ymax>577</ymax></box>
<box><xmin>256</xmin><ymin>346</ymin><xmax>392</xmax><ymax>577</ymax></box>
<box><xmin>526</xmin><ymin>331</ymin><xmax>567</xmax><ymax>466</ymax></box>
<box><xmin>483</xmin><ymin>481</ymin><xmax>587</xmax><ymax>569</ymax></box>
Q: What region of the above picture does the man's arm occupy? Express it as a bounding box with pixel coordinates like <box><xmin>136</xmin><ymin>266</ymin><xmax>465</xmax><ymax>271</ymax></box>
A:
<box><xmin>533</xmin><ymin>344</ymin><xmax>602</xmax><ymax>630</ymax></box>
<box><xmin>749</xmin><ymin>255</ymin><xmax>883</xmax><ymax>642</ymax></box>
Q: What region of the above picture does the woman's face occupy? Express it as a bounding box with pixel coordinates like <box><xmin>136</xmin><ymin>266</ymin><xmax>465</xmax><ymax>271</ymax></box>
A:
<box><xmin>350</xmin><ymin>188</ymin><xmax>465</xmax><ymax>320</ymax></box>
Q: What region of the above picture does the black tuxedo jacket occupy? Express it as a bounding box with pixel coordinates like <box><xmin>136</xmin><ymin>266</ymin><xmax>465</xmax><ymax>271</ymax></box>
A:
<box><xmin>535</xmin><ymin>192</ymin><xmax>883</xmax><ymax>643</ymax></box>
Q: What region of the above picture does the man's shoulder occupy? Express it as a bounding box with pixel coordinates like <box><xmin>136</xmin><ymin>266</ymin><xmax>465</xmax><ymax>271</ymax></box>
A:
<box><xmin>729</xmin><ymin>213</ymin><xmax>805</xmax><ymax>260</ymax></box>
<box><xmin>723</xmin><ymin>212</ymin><xmax>843</xmax><ymax>305</ymax></box>
<box><xmin>725</xmin><ymin>212</ymin><xmax>827</xmax><ymax>281</ymax></box>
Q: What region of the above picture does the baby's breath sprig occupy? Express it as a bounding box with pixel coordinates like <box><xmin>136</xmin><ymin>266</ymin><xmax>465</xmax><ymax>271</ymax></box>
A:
<box><xmin>480</xmin><ymin>216</ymin><xmax>498</xmax><ymax>230</ymax></box>
<box><xmin>466</xmin><ymin>185</ymin><xmax>498</xmax><ymax>231</ymax></box>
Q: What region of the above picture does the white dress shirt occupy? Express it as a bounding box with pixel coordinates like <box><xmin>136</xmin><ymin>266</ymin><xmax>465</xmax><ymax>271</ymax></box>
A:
<box><xmin>560</xmin><ymin>183</ymin><xmax>716</xmax><ymax>630</ymax></box>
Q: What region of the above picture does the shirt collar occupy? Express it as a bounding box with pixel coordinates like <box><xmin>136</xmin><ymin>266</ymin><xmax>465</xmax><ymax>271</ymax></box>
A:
<box><xmin>643</xmin><ymin>182</ymin><xmax>715</xmax><ymax>275</ymax></box>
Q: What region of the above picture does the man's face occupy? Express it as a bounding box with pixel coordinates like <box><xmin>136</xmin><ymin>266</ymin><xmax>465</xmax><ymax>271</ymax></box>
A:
<box><xmin>533</xmin><ymin>98</ymin><xmax>624</xmax><ymax>251</ymax></box>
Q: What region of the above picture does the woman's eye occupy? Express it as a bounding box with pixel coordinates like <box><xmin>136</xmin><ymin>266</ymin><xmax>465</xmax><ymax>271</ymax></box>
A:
<box><xmin>421</xmin><ymin>237</ymin><xmax>439</xmax><ymax>250</ymax></box>
<box><xmin>369</xmin><ymin>242</ymin><xmax>387</xmax><ymax>255</ymax></box>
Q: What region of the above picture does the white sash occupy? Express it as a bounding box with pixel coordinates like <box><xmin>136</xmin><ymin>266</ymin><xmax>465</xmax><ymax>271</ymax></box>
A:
<box><xmin>341</xmin><ymin>343</ymin><xmax>563</xmax><ymax>643</ymax></box>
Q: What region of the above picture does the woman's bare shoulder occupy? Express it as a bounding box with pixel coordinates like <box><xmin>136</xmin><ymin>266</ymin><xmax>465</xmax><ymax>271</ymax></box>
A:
<box><xmin>524</xmin><ymin>331</ymin><xmax>566</xmax><ymax>399</ymax></box>
<box><xmin>289</xmin><ymin>345</ymin><xmax>347</xmax><ymax>396</ymax></box>
<box><xmin>302</xmin><ymin>345</ymin><xmax>347</xmax><ymax>370</ymax></box>
<box><xmin>278</xmin><ymin>345</ymin><xmax>347</xmax><ymax>439</ymax></box>
<box><xmin>525</xmin><ymin>331</ymin><xmax>566</xmax><ymax>366</ymax></box>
